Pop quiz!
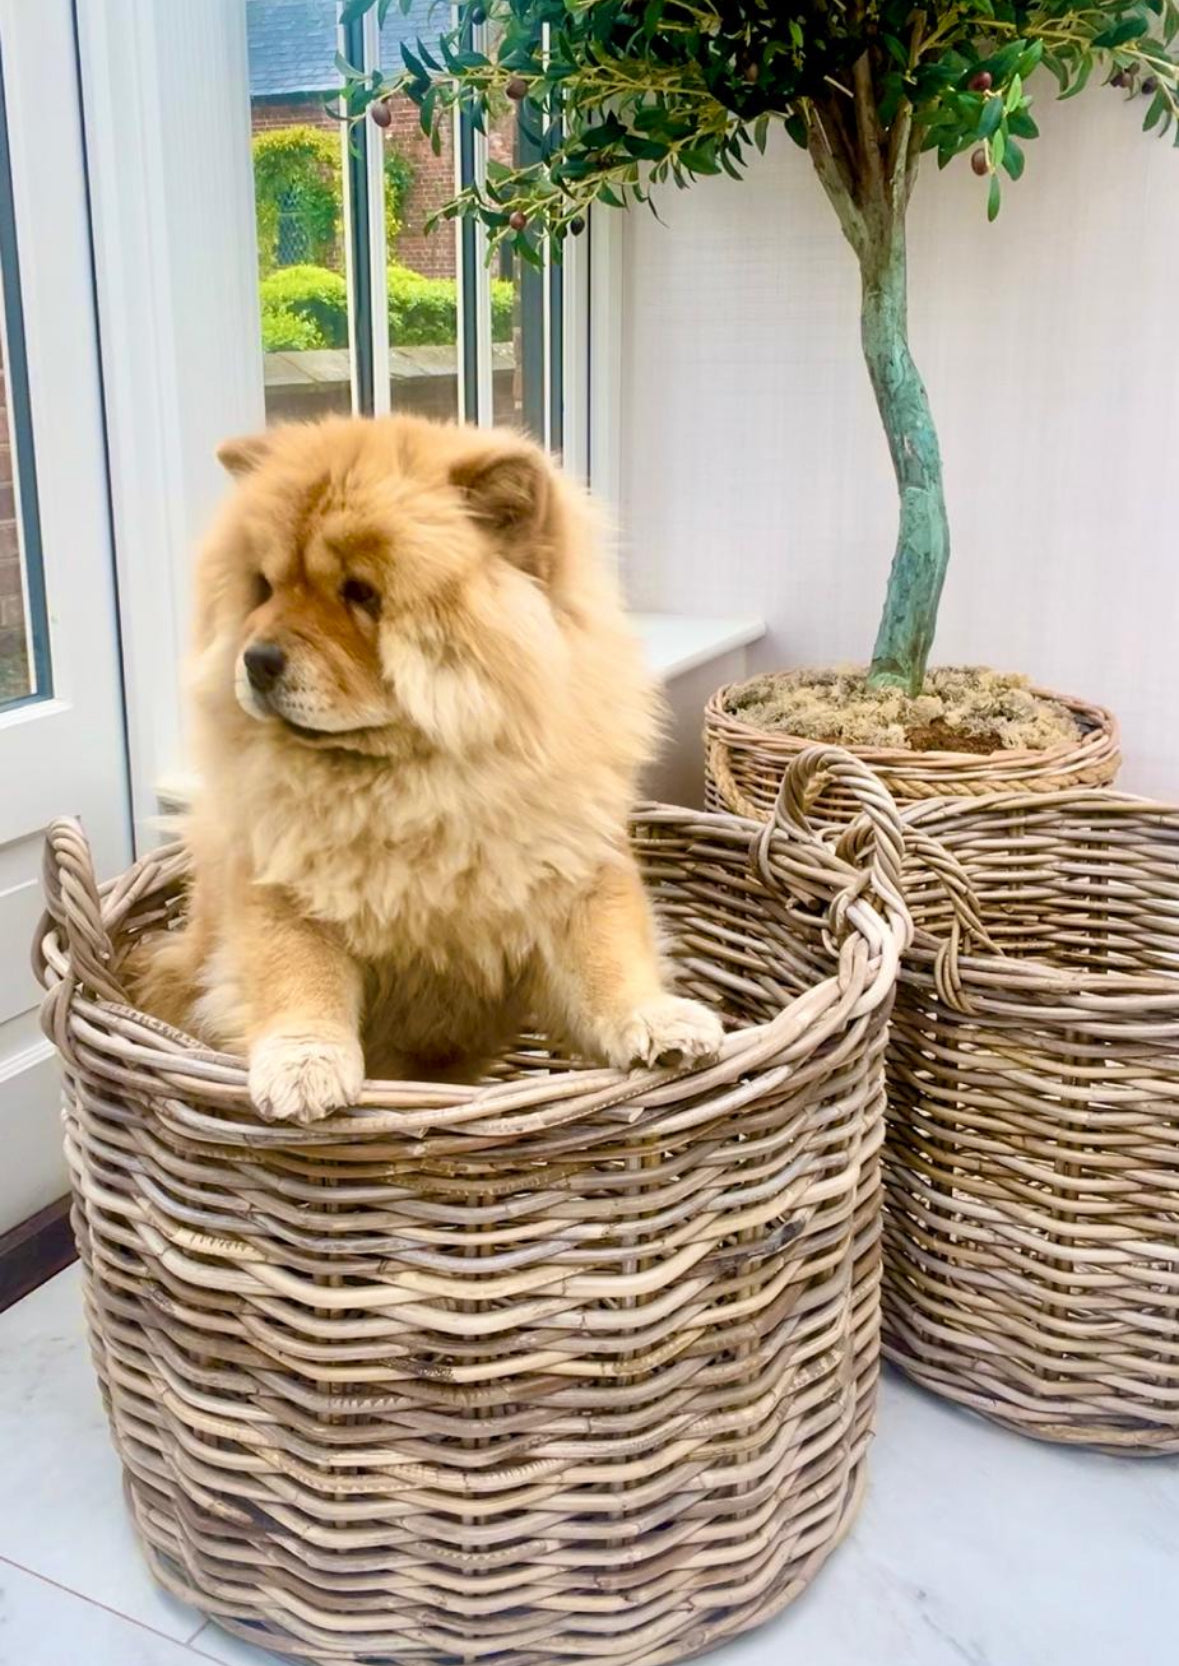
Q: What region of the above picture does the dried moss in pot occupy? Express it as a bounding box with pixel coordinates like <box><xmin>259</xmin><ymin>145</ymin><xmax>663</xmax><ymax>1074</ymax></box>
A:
<box><xmin>726</xmin><ymin>667</ymin><xmax>1085</xmax><ymax>755</ymax></box>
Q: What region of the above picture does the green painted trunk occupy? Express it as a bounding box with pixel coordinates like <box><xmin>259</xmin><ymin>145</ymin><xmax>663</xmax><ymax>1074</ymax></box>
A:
<box><xmin>860</xmin><ymin>219</ymin><xmax>949</xmax><ymax>695</ymax></box>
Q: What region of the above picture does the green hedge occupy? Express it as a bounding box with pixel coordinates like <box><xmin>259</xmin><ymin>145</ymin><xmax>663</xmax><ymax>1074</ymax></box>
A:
<box><xmin>259</xmin><ymin>265</ymin><xmax>349</xmax><ymax>348</ymax></box>
<box><xmin>388</xmin><ymin>263</ymin><xmax>455</xmax><ymax>345</ymax></box>
<box><xmin>390</xmin><ymin>266</ymin><xmax>513</xmax><ymax>346</ymax></box>
<box><xmin>261</xmin><ymin>301</ymin><xmax>324</xmax><ymax>353</ymax></box>
<box><xmin>258</xmin><ymin>262</ymin><xmax>514</xmax><ymax>352</ymax></box>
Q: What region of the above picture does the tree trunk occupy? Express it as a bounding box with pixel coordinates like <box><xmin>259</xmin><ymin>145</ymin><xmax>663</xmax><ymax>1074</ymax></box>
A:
<box><xmin>805</xmin><ymin>84</ymin><xmax>947</xmax><ymax>696</ymax></box>
<box><xmin>859</xmin><ymin>215</ymin><xmax>949</xmax><ymax>694</ymax></box>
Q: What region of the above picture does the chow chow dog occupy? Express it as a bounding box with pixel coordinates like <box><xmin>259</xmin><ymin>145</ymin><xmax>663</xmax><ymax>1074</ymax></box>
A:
<box><xmin>132</xmin><ymin>415</ymin><xmax>723</xmax><ymax>1121</ymax></box>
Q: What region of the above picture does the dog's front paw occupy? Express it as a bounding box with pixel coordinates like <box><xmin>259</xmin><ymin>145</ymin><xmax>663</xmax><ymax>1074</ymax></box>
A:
<box><xmin>606</xmin><ymin>995</ymin><xmax>724</xmax><ymax>1072</ymax></box>
<box><xmin>248</xmin><ymin>1031</ymin><xmax>365</xmax><ymax>1124</ymax></box>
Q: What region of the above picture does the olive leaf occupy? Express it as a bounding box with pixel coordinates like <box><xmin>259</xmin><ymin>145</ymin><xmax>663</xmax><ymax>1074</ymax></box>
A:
<box><xmin>335</xmin><ymin>1</ymin><xmax>1179</xmax><ymax>694</ymax></box>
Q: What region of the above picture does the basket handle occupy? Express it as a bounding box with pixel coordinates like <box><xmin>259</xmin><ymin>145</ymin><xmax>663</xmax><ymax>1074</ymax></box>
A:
<box><xmin>766</xmin><ymin>745</ymin><xmax>909</xmax><ymax>935</ymax></box>
<box><xmin>40</xmin><ymin>819</ymin><xmax>124</xmax><ymax>1002</ymax></box>
<box><xmin>894</xmin><ymin>808</ymin><xmax>1001</xmax><ymax>1014</ymax></box>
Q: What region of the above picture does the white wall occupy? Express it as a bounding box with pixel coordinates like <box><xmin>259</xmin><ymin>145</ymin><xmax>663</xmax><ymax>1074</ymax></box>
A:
<box><xmin>619</xmin><ymin>89</ymin><xmax>1179</xmax><ymax>797</ymax></box>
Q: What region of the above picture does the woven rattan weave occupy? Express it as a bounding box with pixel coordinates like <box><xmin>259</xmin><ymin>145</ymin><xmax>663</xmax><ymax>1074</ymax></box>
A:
<box><xmin>37</xmin><ymin>748</ymin><xmax>907</xmax><ymax>1666</ymax></box>
<box><xmin>884</xmin><ymin>790</ymin><xmax>1179</xmax><ymax>1453</ymax></box>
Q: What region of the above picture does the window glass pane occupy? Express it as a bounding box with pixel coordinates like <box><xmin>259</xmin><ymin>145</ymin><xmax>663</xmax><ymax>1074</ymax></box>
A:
<box><xmin>0</xmin><ymin>302</ymin><xmax>31</xmax><ymax>706</ymax></box>
<box><xmin>490</xmin><ymin>101</ymin><xmax>527</xmax><ymax>432</ymax></box>
<box><xmin>0</xmin><ymin>60</ymin><xmax>48</xmax><ymax>712</ymax></box>
<box><xmin>380</xmin><ymin>2</ymin><xmax>461</xmax><ymax>421</ymax></box>
<box><xmin>496</xmin><ymin>201</ymin><xmax>562</xmax><ymax>446</ymax></box>
<box><xmin>246</xmin><ymin>0</ymin><xmax>354</xmax><ymax>424</ymax></box>
<box><xmin>488</xmin><ymin>69</ymin><xmax>560</xmax><ymax>441</ymax></box>
<box><xmin>498</xmin><ymin>242</ymin><xmax>561</xmax><ymax>443</ymax></box>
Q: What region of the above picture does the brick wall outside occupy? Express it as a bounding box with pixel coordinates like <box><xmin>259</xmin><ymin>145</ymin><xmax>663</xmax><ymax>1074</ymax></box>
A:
<box><xmin>0</xmin><ymin>330</ymin><xmax>30</xmax><ymax>701</ymax></box>
<box><xmin>251</xmin><ymin>95</ymin><xmax>468</xmax><ymax>280</ymax></box>
<box><xmin>0</xmin><ymin>337</ymin><xmax>22</xmax><ymax>627</ymax></box>
<box><xmin>250</xmin><ymin>97</ymin><xmax>522</xmax><ymax>432</ymax></box>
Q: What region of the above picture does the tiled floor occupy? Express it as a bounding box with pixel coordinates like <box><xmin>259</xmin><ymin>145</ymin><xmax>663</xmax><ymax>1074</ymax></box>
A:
<box><xmin>1</xmin><ymin>1266</ymin><xmax>1175</xmax><ymax>1666</ymax></box>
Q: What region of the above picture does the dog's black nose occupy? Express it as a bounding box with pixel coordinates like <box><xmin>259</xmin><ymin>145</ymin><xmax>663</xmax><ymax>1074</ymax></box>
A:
<box><xmin>244</xmin><ymin>641</ymin><xmax>286</xmax><ymax>693</ymax></box>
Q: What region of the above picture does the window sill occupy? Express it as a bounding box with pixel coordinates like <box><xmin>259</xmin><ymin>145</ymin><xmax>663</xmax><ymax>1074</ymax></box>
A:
<box><xmin>156</xmin><ymin>612</ymin><xmax>764</xmax><ymax>814</ymax></box>
<box><xmin>635</xmin><ymin>612</ymin><xmax>765</xmax><ymax>683</ymax></box>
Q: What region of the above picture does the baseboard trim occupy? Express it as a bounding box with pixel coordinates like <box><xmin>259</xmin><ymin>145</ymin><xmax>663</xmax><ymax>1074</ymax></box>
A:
<box><xmin>0</xmin><ymin>1195</ymin><xmax>76</xmax><ymax>1313</ymax></box>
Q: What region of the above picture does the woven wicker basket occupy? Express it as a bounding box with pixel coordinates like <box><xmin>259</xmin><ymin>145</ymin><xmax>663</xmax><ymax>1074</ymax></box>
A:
<box><xmin>884</xmin><ymin>790</ymin><xmax>1179</xmax><ymax>1454</ymax></box>
<box><xmin>705</xmin><ymin>676</ymin><xmax>1121</xmax><ymax>827</ymax></box>
<box><xmin>37</xmin><ymin>749</ymin><xmax>908</xmax><ymax>1666</ymax></box>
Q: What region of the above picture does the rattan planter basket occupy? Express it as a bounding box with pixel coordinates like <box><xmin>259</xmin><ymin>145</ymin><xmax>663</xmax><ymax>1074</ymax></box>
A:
<box><xmin>884</xmin><ymin>790</ymin><xmax>1179</xmax><ymax>1454</ymax></box>
<box><xmin>705</xmin><ymin>676</ymin><xmax>1120</xmax><ymax>827</ymax></box>
<box><xmin>37</xmin><ymin>749</ymin><xmax>908</xmax><ymax>1666</ymax></box>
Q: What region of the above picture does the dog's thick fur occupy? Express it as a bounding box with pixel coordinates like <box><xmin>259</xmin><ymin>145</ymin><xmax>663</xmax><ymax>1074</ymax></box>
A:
<box><xmin>132</xmin><ymin>414</ymin><xmax>722</xmax><ymax>1121</ymax></box>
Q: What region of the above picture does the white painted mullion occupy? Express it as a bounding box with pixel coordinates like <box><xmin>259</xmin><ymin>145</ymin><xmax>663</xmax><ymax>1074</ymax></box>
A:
<box><xmin>542</xmin><ymin>237</ymin><xmax>553</xmax><ymax>450</ymax></box>
<box><xmin>472</xmin><ymin>211</ymin><xmax>494</xmax><ymax>426</ymax></box>
<box><xmin>539</xmin><ymin>21</ymin><xmax>553</xmax><ymax>452</ymax></box>
<box><xmin>560</xmin><ymin>227</ymin><xmax>589</xmax><ymax>481</ymax></box>
<box><xmin>470</xmin><ymin>18</ymin><xmax>494</xmax><ymax>428</ymax></box>
<box><xmin>469</xmin><ymin>183</ymin><xmax>492</xmax><ymax>426</ymax></box>
<box><xmin>587</xmin><ymin>205</ymin><xmax>623</xmax><ymax>518</ymax></box>
<box><xmin>338</xmin><ymin>15</ymin><xmax>362</xmax><ymax>415</ymax></box>
<box><xmin>452</xmin><ymin>89</ymin><xmax>471</xmax><ymax>423</ymax></box>
<box><xmin>362</xmin><ymin>7</ymin><xmax>390</xmax><ymax>415</ymax></box>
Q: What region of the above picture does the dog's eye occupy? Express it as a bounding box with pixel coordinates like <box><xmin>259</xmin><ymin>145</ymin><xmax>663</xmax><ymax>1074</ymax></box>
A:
<box><xmin>252</xmin><ymin>573</ymin><xmax>272</xmax><ymax>608</ymax></box>
<box><xmin>341</xmin><ymin>577</ymin><xmax>380</xmax><ymax>617</ymax></box>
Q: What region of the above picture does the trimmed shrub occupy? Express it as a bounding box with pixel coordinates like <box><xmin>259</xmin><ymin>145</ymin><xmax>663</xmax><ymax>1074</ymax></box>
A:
<box><xmin>387</xmin><ymin>264</ymin><xmax>456</xmax><ymax>346</ymax></box>
<box><xmin>387</xmin><ymin>265</ymin><xmax>515</xmax><ymax>346</ymax></box>
<box><xmin>258</xmin><ymin>265</ymin><xmax>348</xmax><ymax>349</ymax></box>
<box><xmin>256</xmin><ymin>262</ymin><xmax>515</xmax><ymax>354</ymax></box>
<box><xmin>490</xmin><ymin>278</ymin><xmax>513</xmax><ymax>343</ymax></box>
<box><xmin>260</xmin><ymin>302</ymin><xmax>324</xmax><ymax>354</ymax></box>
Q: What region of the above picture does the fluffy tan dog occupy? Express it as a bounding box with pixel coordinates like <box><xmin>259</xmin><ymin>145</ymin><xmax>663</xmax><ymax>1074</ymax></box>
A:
<box><xmin>132</xmin><ymin>414</ymin><xmax>722</xmax><ymax>1121</ymax></box>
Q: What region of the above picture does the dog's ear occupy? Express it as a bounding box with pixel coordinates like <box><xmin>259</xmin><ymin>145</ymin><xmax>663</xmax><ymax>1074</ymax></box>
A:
<box><xmin>449</xmin><ymin>435</ymin><xmax>556</xmax><ymax>579</ymax></box>
<box><xmin>217</xmin><ymin>432</ymin><xmax>272</xmax><ymax>478</ymax></box>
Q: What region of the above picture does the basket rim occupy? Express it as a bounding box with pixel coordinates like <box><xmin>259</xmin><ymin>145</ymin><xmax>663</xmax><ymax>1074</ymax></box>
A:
<box><xmin>900</xmin><ymin>788</ymin><xmax>1179</xmax><ymax>1008</ymax></box>
<box><xmin>705</xmin><ymin>675</ymin><xmax>1119</xmax><ymax>775</ymax></box>
<box><xmin>37</xmin><ymin>800</ymin><xmax>908</xmax><ymax>1139</ymax></box>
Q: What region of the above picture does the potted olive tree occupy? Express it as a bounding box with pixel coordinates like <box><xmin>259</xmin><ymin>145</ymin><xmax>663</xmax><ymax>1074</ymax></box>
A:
<box><xmin>346</xmin><ymin>0</ymin><xmax>1178</xmax><ymax>820</ymax></box>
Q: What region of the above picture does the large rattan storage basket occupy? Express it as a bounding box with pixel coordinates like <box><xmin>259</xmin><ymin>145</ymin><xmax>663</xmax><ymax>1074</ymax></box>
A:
<box><xmin>37</xmin><ymin>749</ymin><xmax>908</xmax><ymax>1666</ymax></box>
<box><xmin>884</xmin><ymin>790</ymin><xmax>1179</xmax><ymax>1454</ymax></box>
<box><xmin>705</xmin><ymin>676</ymin><xmax>1120</xmax><ymax>827</ymax></box>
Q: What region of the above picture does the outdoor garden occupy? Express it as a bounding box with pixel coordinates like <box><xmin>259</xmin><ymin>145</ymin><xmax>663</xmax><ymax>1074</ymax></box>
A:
<box><xmin>253</xmin><ymin>121</ymin><xmax>513</xmax><ymax>353</ymax></box>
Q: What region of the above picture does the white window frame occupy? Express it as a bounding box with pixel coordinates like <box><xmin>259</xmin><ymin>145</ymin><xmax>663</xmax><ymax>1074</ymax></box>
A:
<box><xmin>77</xmin><ymin>0</ymin><xmax>608</xmax><ymax>843</ymax></box>
<box><xmin>341</xmin><ymin>4</ymin><xmax>581</xmax><ymax>454</ymax></box>
<box><xmin>78</xmin><ymin>3</ymin><xmax>760</xmax><ymax>834</ymax></box>
<box><xmin>77</xmin><ymin>0</ymin><xmax>264</xmax><ymax>847</ymax></box>
<box><xmin>0</xmin><ymin>0</ymin><xmax>135</xmax><ymax>1231</ymax></box>
<box><xmin>353</xmin><ymin>5</ymin><xmax>390</xmax><ymax>416</ymax></box>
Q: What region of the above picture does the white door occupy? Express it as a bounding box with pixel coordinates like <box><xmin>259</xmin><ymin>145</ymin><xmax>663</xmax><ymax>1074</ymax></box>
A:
<box><xmin>0</xmin><ymin>0</ymin><xmax>131</xmax><ymax>1233</ymax></box>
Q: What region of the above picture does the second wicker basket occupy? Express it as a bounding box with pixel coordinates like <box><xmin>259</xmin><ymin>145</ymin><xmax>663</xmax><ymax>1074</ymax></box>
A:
<box><xmin>885</xmin><ymin>789</ymin><xmax>1179</xmax><ymax>1454</ymax></box>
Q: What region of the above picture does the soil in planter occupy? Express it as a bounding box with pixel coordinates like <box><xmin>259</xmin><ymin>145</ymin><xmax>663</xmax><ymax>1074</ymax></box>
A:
<box><xmin>727</xmin><ymin>667</ymin><xmax>1086</xmax><ymax>754</ymax></box>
